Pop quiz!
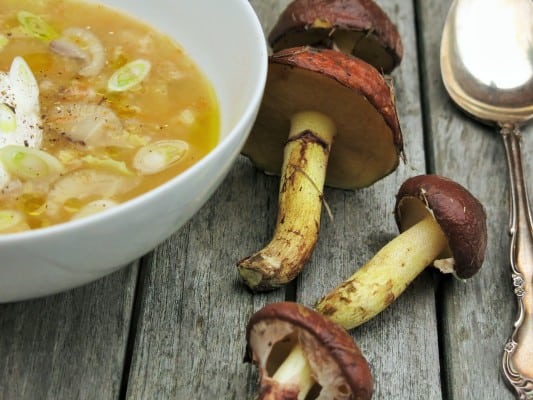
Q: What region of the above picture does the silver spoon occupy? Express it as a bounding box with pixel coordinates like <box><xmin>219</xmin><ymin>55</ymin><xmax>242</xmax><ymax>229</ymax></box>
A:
<box><xmin>440</xmin><ymin>0</ymin><xmax>533</xmax><ymax>398</ymax></box>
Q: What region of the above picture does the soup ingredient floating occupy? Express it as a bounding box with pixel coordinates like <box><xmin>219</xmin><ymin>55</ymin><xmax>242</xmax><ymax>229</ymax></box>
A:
<box><xmin>108</xmin><ymin>59</ymin><xmax>151</xmax><ymax>92</ymax></box>
<box><xmin>17</xmin><ymin>11</ymin><xmax>59</xmax><ymax>41</ymax></box>
<box><xmin>245</xmin><ymin>302</ymin><xmax>373</xmax><ymax>400</ymax></box>
<box><xmin>50</xmin><ymin>27</ymin><xmax>105</xmax><ymax>77</ymax></box>
<box><xmin>268</xmin><ymin>0</ymin><xmax>403</xmax><ymax>73</ymax></box>
<box><xmin>245</xmin><ymin>175</ymin><xmax>487</xmax><ymax>398</ymax></box>
<box><xmin>133</xmin><ymin>140</ymin><xmax>189</xmax><ymax>175</ymax></box>
<box><xmin>237</xmin><ymin>47</ymin><xmax>403</xmax><ymax>291</ymax></box>
<box><xmin>0</xmin><ymin>2</ymin><xmax>219</xmax><ymax>232</ymax></box>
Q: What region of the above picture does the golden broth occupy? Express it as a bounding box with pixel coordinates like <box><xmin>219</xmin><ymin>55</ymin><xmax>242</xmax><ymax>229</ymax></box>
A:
<box><xmin>0</xmin><ymin>0</ymin><xmax>219</xmax><ymax>231</ymax></box>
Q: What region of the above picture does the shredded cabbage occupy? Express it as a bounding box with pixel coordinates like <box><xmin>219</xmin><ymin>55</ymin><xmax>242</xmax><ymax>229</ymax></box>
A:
<box><xmin>71</xmin><ymin>199</ymin><xmax>118</xmax><ymax>220</ymax></box>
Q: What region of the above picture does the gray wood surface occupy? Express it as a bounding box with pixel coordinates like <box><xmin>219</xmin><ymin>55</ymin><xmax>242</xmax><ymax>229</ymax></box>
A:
<box><xmin>418</xmin><ymin>1</ymin><xmax>533</xmax><ymax>399</ymax></box>
<box><xmin>294</xmin><ymin>1</ymin><xmax>443</xmax><ymax>399</ymax></box>
<box><xmin>0</xmin><ymin>265</ymin><xmax>138</xmax><ymax>399</ymax></box>
<box><xmin>0</xmin><ymin>1</ymin><xmax>529</xmax><ymax>399</ymax></box>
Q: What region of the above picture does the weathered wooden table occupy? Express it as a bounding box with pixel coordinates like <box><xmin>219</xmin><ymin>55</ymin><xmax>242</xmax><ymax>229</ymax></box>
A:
<box><xmin>1</xmin><ymin>1</ymin><xmax>531</xmax><ymax>399</ymax></box>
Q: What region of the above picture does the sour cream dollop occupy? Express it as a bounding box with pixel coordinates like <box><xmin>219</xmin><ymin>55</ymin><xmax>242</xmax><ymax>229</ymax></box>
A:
<box><xmin>0</xmin><ymin>56</ymin><xmax>43</xmax><ymax>188</ymax></box>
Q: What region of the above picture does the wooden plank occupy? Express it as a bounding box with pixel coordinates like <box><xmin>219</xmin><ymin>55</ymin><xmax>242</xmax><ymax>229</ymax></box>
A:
<box><xmin>294</xmin><ymin>1</ymin><xmax>443</xmax><ymax>399</ymax></box>
<box><xmin>417</xmin><ymin>0</ymin><xmax>533</xmax><ymax>398</ymax></box>
<box><xmin>0</xmin><ymin>265</ymin><xmax>138</xmax><ymax>399</ymax></box>
<box><xmin>124</xmin><ymin>158</ymin><xmax>287</xmax><ymax>399</ymax></box>
<box><xmin>124</xmin><ymin>5</ymin><xmax>293</xmax><ymax>399</ymax></box>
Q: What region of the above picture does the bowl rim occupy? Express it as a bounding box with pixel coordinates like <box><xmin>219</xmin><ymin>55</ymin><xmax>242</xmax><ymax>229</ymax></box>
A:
<box><xmin>0</xmin><ymin>0</ymin><xmax>268</xmax><ymax>244</ymax></box>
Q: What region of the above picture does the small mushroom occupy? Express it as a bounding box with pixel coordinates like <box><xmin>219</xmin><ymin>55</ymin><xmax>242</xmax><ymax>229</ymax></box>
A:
<box><xmin>246</xmin><ymin>301</ymin><xmax>373</xmax><ymax>400</ymax></box>
<box><xmin>246</xmin><ymin>176</ymin><xmax>487</xmax><ymax>396</ymax></box>
<box><xmin>268</xmin><ymin>0</ymin><xmax>403</xmax><ymax>73</ymax></box>
<box><xmin>316</xmin><ymin>174</ymin><xmax>488</xmax><ymax>329</ymax></box>
<box><xmin>237</xmin><ymin>46</ymin><xmax>403</xmax><ymax>291</ymax></box>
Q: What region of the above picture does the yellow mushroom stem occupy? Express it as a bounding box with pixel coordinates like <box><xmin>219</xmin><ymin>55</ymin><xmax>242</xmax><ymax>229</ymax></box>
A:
<box><xmin>316</xmin><ymin>214</ymin><xmax>449</xmax><ymax>328</ymax></box>
<box><xmin>266</xmin><ymin>215</ymin><xmax>449</xmax><ymax>392</ymax></box>
<box><xmin>271</xmin><ymin>343</ymin><xmax>315</xmax><ymax>400</ymax></box>
<box><xmin>237</xmin><ymin>111</ymin><xmax>336</xmax><ymax>291</ymax></box>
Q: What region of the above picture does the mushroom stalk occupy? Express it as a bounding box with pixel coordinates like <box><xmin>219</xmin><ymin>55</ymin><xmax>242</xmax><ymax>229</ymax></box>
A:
<box><xmin>247</xmin><ymin>175</ymin><xmax>487</xmax><ymax>399</ymax></box>
<box><xmin>271</xmin><ymin>343</ymin><xmax>314</xmax><ymax>400</ymax></box>
<box><xmin>315</xmin><ymin>214</ymin><xmax>448</xmax><ymax>328</ymax></box>
<box><xmin>238</xmin><ymin>111</ymin><xmax>336</xmax><ymax>291</ymax></box>
<box><xmin>265</xmin><ymin>215</ymin><xmax>448</xmax><ymax>393</ymax></box>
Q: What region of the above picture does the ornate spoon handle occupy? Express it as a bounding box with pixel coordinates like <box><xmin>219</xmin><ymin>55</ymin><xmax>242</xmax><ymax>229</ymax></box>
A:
<box><xmin>500</xmin><ymin>123</ymin><xmax>533</xmax><ymax>399</ymax></box>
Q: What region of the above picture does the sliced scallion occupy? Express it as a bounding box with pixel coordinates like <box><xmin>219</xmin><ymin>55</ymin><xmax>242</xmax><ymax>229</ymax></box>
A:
<box><xmin>17</xmin><ymin>11</ymin><xmax>59</xmax><ymax>42</ymax></box>
<box><xmin>0</xmin><ymin>145</ymin><xmax>63</xmax><ymax>180</ymax></box>
<box><xmin>107</xmin><ymin>59</ymin><xmax>151</xmax><ymax>92</ymax></box>
<box><xmin>133</xmin><ymin>139</ymin><xmax>189</xmax><ymax>175</ymax></box>
<box><xmin>81</xmin><ymin>155</ymin><xmax>133</xmax><ymax>176</ymax></box>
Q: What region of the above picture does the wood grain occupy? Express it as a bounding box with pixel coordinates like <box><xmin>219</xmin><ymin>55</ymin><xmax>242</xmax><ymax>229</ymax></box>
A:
<box><xmin>126</xmin><ymin>1</ymin><xmax>442</xmax><ymax>399</ymax></box>
<box><xmin>417</xmin><ymin>0</ymin><xmax>532</xmax><ymax>398</ymax></box>
<box><xmin>295</xmin><ymin>1</ymin><xmax>443</xmax><ymax>399</ymax></box>
<box><xmin>1</xmin><ymin>1</ymin><xmax>528</xmax><ymax>399</ymax></box>
<box><xmin>0</xmin><ymin>265</ymin><xmax>138</xmax><ymax>399</ymax></box>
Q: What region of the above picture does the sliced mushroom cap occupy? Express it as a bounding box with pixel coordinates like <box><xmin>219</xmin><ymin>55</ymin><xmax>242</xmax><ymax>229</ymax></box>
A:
<box><xmin>394</xmin><ymin>174</ymin><xmax>488</xmax><ymax>279</ymax></box>
<box><xmin>268</xmin><ymin>0</ymin><xmax>403</xmax><ymax>73</ymax></box>
<box><xmin>241</xmin><ymin>46</ymin><xmax>403</xmax><ymax>190</ymax></box>
<box><xmin>246</xmin><ymin>302</ymin><xmax>373</xmax><ymax>399</ymax></box>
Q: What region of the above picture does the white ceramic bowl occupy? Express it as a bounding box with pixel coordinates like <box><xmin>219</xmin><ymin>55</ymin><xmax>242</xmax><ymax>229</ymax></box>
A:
<box><xmin>0</xmin><ymin>0</ymin><xmax>267</xmax><ymax>302</ymax></box>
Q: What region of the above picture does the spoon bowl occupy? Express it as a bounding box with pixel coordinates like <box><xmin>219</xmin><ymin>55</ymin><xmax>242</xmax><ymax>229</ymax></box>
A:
<box><xmin>440</xmin><ymin>0</ymin><xmax>533</xmax><ymax>397</ymax></box>
<box><xmin>441</xmin><ymin>0</ymin><xmax>533</xmax><ymax>123</ymax></box>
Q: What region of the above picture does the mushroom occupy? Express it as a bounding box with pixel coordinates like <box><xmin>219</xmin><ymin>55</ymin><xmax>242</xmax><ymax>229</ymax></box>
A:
<box><xmin>316</xmin><ymin>174</ymin><xmax>488</xmax><ymax>329</ymax></box>
<box><xmin>268</xmin><ymin>0</ymin><xmax>403</xmax><ymax>74</ymax></box>
<box><xmin>237</xmin><ymin>46</ymin><xmax>403</xmax><ymax>291</ymax></box>
<box><xmin>246</xmin><ymin>301</ymin><xmax>373</xmax><ymax>400</ymax></box>
<box><xmin>245</xmin><ymin>175</ymin><xmax>487</xmax><ymax>397</ymax></box>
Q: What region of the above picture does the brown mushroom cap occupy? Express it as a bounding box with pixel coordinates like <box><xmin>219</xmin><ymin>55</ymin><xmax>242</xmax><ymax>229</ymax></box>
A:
<box><xmin>268</xmin><ymin>0</ymin><xmax>403</xmax><ymax>73</ymax></box>
<box><xmin>394</xmin><ymin>174</ymin><xmax>488</xmax><ymax>279</ymax></box>
<box><xmin>246</xmin><ymin>302</ymin><xmax>373</xmax><ymax>399</ymax></box>
<box><xmin>241</xmin><ymin>46</ymin><xmax>403</xmax><ymax>190</ymax></box>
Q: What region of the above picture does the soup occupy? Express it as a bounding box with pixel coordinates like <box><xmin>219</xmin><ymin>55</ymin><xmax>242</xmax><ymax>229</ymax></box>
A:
<box><xmin>0</xmin><ymin>0</ymin><xmax>219</xmax><ymax>232</ymax></box>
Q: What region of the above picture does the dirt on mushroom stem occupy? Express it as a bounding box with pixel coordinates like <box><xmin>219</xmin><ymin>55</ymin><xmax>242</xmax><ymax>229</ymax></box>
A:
<box><xmin>237</xmin><ymin>111</ymin><xmax>336</xmax><ymax>291</ymax></box>
<box><xmin>315</xmin><ymin>214</ymin><xmax>449</xmax><ymax>329</ymax></box>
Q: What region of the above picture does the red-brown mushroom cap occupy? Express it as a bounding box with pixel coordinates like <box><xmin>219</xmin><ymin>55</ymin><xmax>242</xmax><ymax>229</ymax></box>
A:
<box><xmin>246</xmin><ymin>302</ymin><xmax>373</xmax><ymax>399</ymax></box>
<box><xmin>241</xmin><ymin>46</ymin><xmax>403</xmax><ymax>190</ymax></box>
<box><xmin>268</xmin><ymin>0</ymin><xmax>403</xmax><ymax>73</ymax></box>
<box><xmin>394</xmin><ymin>174</ymin><xmax>488</xmax><ymax>279</ymax></box>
